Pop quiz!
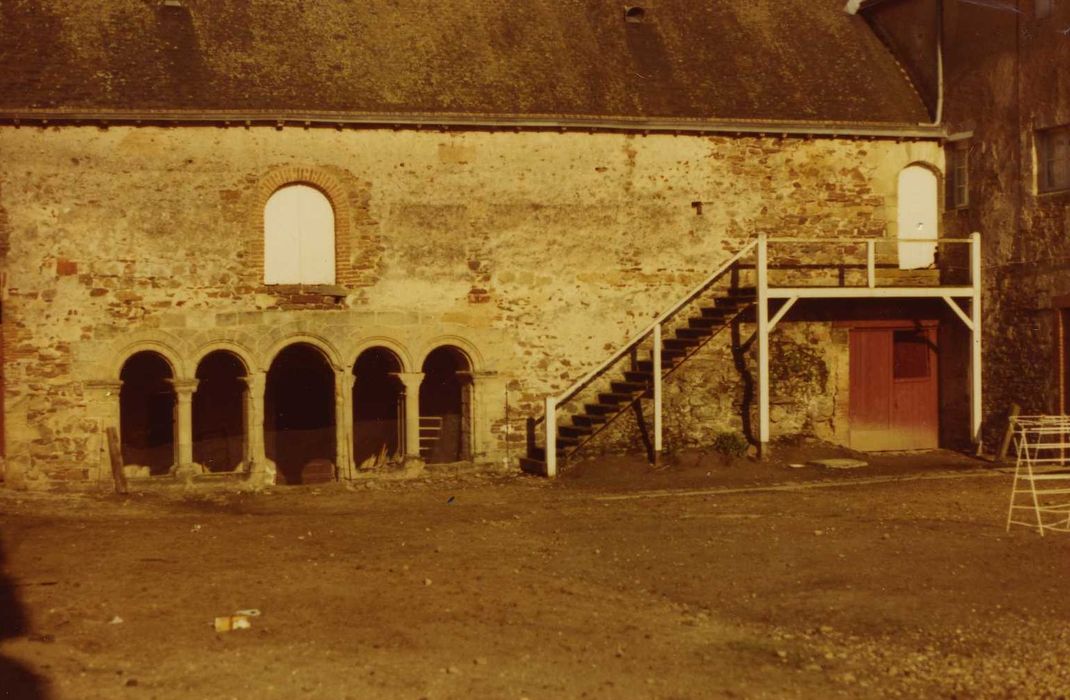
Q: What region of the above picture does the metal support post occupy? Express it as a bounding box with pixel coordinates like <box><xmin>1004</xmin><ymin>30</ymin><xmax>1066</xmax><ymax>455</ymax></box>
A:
<box><xmin>970</xmin><ymin>232</ymin><xmax>983</xmax><ymax>450</ymax></box>
<box><xmin>545</xmin><ymin>396</ymin><xmax>557</xmax><ymax>478</ymax></box>
<box><xmin>757</xmin><ymin>232</ymin><xmax>770</xmax><ymax>456</ymax></box>
<box><xmin>653</xmin><ymin>323</ymin><xmax>663</xmax><ymax>459</ymax></box>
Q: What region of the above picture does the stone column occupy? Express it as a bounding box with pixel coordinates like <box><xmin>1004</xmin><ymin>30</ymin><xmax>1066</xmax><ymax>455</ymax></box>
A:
<box><xmin>84</xmin><ymin>379</ymin><xmax>123</xmax><ymax>483</ymax></box>
<box><xmin>169</xmin><ymin>379</ymin><xmax>199</xmax><ymax>475</ymax></box>
<box><xmin>334</xmin><ymin>368</ymin><xmax>354</xmax><ymax>480</ymax></box>
<box><xmin>393</xmin><ymin>372</ymin><xmax>425</xmax><ymax>464</ymax></box>
<box><xmin>240</xmin><ymin>372</ymin><xmax>267</xmax><ymax>472</ymax></box>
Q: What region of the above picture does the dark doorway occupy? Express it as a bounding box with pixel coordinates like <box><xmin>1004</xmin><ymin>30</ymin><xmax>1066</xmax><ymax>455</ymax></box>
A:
<box><xmin>420</xmin><ymin>346</ymin><xmax>472</xmax><ymax>463</ymax></box>
<box><xmin>119</xmin><ymin>351</ymin><xmax>176</xmax><ymax>474</ymax></box>
<box><xmin>848</xmin><ymin>323</ymin><xmax>939</xmax><ymax>451</ymax></box>
<box><xmin>193</xmin><ymin>351</ymin><xmax>246</xmax><ymax>473</ymax></box>
<box><xmin>265</xmin><ymin>344</ymin><xmax>336</xmax><ymax>484</ymax></box>
<box><xmin>353</xmin><ymin>348</ymin><xmax>403</xmax><ymax>467</ymax></box>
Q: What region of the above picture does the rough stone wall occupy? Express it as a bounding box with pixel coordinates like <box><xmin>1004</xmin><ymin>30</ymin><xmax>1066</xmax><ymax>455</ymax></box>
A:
<box><xmin>0</xmin><ymin>126</ymin><xmax>940</xmax><ymax>486</ymax></box>
<box><xmin>938</xmin><ymin>1</ymin><xmax>1070</xmax><ymax>440</ymax></box>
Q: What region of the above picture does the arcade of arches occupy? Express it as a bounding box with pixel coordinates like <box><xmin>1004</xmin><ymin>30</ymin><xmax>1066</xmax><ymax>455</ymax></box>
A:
<box><xmin>114</xmin><ymin>343</ymin><xmax>477</xmax><ymax>484</ymax></box>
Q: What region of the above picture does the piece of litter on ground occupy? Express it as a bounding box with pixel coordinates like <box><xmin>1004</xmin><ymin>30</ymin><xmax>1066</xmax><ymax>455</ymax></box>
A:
<box><xmin>447</xmin><ymin>496</ymin><xmax>456</xmax><ymax>504</ymax></box>
<box><xmin>808</xmin><ymin>458</ymin><xmax>868</xmax><ymax>470</ymax></box>
<box><xmin>108</xmin><ymin>616</ymin><xmax>124</xmax><ymax>624</ymax></box>
<box><xmin>234</xmin><ymin>609</ymin><xmax>261</xmax><ymax>617</ymax></box>
<box><xmin>788</xmin><ymin>463</ymin><xmax>807</xmax><ymax>469</ymax></box>
<box><xmin>214</xmin><ymin>615</ymin><xmax>251</xmax><ymax>632</ymax></box>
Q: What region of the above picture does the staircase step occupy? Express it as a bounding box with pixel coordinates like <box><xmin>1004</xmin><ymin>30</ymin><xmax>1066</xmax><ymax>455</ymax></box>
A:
<box><xmin>689</xmin><ymin>316</ymin><xmax>722</xmax><ymax>329</ymax></box>
<box><xmin>623</xmin><ymin>370</ymin><xmax>653</xmax><ymax>383</ymax></box>
<box><xmin>559</xmin><ymin>425</ymin><xmax>593</xmax><ymax>439</ymax></box>
<box><xmin>700</xmin><ymin>307</ymin><xmax>728</xmax><ymax>319</ymax></box>
<box><xmin>574</xmin><ymin>414</ymin><xmax>607</xmax><ymax>427</ymax></box>
<box><xmin>584</xmin><ymin>402</ymin><xmax>618</xmax><ymax>415</ymax></box>
<box><xmin>610</xmin><ymin>380</ymin><xmax>647</xmax><ymax>394</ymax></box>
<box><xmin>636</xmin><ymin>357</ymin><xmax>680</xmax><ymax>373</ymax></box>
<box><xmin>676</xmin><ymin>327</ymin><xmax>711</xmax><ymax>340</ymax></box>
<box><xmin>598</xmin><ymin>391</ymin><xmax>637</xmax><ymax>405</ymax></box>
<box><xmin>557</xmin><ymin>435</ymin><xmax>581</xmax><ymax>448</ymax></box>
<box><xmin>663</xmin><ymin>338</ymin><xmax>699</xmax><ymax>350</ymax></box>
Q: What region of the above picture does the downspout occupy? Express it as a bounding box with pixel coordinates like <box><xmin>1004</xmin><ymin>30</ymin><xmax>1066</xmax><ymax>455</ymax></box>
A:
<box><xmin>934</xmin><ymin>0</ymin><xmax>944</xmax><ymax>126</ymax></box>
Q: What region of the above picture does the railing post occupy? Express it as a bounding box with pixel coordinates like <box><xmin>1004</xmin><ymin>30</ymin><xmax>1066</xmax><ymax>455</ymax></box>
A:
<box><xmin>545</xmin><ymin>396</ymin><xmax>557</xmax><ymax>478</ymax></box>
<box><xmin>757</xmin><ymin>233</ymin><xmax>770</xmax><ymax>457</ymax></box>
<box><xmin>866</xmin><ymin>240</ymin><xmax>876</xmax><ymax>288</ymax></box>
<box><xmin>970</xmin><ymin>231</ymin><xmax>983</xmax><ymax>451</ymax></box>
<box><xmin>653</xmin><ymin>324</ymin><xmax>663</xmax><ymax>461</ymax></box>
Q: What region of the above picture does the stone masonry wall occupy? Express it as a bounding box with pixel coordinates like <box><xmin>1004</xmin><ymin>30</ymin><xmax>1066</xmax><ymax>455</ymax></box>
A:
<box><xmin>0</xmin><ymin>126</ymin><xmax>941</xmax><ymax>486</ymax></box>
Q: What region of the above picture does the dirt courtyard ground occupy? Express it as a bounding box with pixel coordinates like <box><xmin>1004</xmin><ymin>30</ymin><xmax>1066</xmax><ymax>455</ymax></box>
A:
<box><xmin>2</xmin><ymin>451</ymin><xmax>1070</xmax><ymax>699</ymax></box>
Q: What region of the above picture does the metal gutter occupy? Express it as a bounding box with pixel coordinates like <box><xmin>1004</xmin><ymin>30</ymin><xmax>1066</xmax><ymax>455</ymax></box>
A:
<box><xmin>0</xmin><ymin>110</ymin><xmax>947</xmax><ymax>140</ymax></box>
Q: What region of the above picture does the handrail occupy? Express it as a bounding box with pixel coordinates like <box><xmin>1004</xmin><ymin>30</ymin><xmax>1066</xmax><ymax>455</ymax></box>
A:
<box><xmin>553</xmin><ymin>239</ymin><xmax>758</xmax><ymax>407</ymax></box>
<box><xmin>764</xmin><ymin>236</ymin><xmax>974</xmax><ymax>244</ymax></box>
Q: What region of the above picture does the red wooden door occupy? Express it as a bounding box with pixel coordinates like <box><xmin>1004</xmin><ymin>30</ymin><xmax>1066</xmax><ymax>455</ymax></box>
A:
<box><xmin>849</xmin><ymin>325</ymin><xmax>938</xmax><ymax>451</ymax></box>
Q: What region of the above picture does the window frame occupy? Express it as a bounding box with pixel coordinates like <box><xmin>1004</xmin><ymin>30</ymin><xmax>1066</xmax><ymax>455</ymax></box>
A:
<box><xmin>263</xmin><ymin>183</ymin><xmax>337</xmax><ymax>286</ymax></box>
<box><xmin>945</xmin><ymin>139</ymin><xmax>970</xmax><ymax>210</ymax></box>
<box><xmin>1037</xmin><ymin>125</ymin><xmax>1070</xmax><ymax>195</ymax></box>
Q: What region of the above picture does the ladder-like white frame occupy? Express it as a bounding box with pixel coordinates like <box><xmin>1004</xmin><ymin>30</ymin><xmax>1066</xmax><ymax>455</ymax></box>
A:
<box><xmin>1006</xmin><ymin>415</ymin><xmax>1070</xmax><ymax>535</ymax></box>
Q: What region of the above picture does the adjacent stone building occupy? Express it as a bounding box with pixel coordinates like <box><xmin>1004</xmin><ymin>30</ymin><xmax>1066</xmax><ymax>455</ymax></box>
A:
<box><xmin>857</xmin><ymin>0</ymin><xmax>1070</xmax><ymax>441</ymax></box>
<box><xmin>0</xmin><ymin>0</ymin><xmax>981</xmax><ymax>488</ymax></box>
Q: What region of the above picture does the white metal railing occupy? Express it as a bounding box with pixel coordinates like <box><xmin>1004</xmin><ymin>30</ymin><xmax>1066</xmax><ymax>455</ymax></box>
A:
<box><xmin>537</xmin><ymin>231</ymin><xmax>983</xmax><ymax>476</ymax></box>
<box><xmin>540</xmin><ymin>239</ymin><xmax>759</xmax><ymax>476</ymax></box>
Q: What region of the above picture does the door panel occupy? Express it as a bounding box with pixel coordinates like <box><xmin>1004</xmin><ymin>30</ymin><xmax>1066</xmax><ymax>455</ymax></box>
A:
<box><xmin>849</xmin><ymin>326</ymin><xmax>938</xmax><ymax>451</ymax></box>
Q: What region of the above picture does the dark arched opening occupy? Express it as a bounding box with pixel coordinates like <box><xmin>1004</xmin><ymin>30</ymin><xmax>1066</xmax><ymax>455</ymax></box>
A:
<box><xmin>193</xmin><ymin>351</ymin><xmax>247</xmax><ymax>473</ymax></box>
<box><xmin>119</xmin><ymin>351</ymin><xmax>176</xmax><ymax>475</ymax></box>
<box><xmin>353</xmin><ymin>348</ymin><xmax>403</xmax><ymax>467</ymax></box>
<box><xmin>265</xmin><ymin>344</ymin><xmax>336</xmax><ymax>484</ymax></box>
<box><xmin>419</xmin><ymin>346</ymin><xmax>473</xmax><ymax>463</ymax></box>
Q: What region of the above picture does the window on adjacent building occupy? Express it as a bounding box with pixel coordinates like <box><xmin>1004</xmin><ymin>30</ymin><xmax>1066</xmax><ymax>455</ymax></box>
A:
<box><xmin>945</xmin><ymin>140</ymin><xmax>969</xmax><ymax>209</ymax></box>
<box><xmin>264</xmin><ymin>184</ymin><xmax>336</xmax><ymax>285</ymax></box>
<box><xmin>1036</xmin><ymin>0</ymin><xmax>1052</xmax><ymax>19</ymax></box>
<box><xmin>1038</xmin><ymin>125</ymin><xmax>1070</xmax><ymax>194</ymax></box>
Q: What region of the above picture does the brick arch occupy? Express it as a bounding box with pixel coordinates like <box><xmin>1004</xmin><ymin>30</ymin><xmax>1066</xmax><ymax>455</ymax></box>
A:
<box><xmin>253</xmin><ymin>165</ymin><xmax>355</xmax><ymax>287</ymax></box>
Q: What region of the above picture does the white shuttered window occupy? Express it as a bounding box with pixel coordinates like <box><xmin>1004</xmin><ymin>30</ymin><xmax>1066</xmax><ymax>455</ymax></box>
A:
<box><xmin>264</xmin><ymin>184</ymin><xmax>336</xmax><ymax>285</ymax></box>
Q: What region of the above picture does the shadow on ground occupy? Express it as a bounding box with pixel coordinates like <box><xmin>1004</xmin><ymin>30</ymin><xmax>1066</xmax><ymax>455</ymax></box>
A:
<box><xmin>0</xmin><ymin>535</ymin><xmax>50</xmax><ymax>699</ymax></box>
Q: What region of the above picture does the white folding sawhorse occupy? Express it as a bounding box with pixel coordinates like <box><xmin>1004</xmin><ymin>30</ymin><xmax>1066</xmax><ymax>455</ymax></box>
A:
<box><xmin>1006</xmin><ymin>415</ymin><xmax>1070</xmax><ymax>535</ymax></box>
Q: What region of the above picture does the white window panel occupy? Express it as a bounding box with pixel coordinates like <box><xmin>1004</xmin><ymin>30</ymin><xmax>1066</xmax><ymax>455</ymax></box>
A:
<box><xmin>264</xmin><ymin>184</ymin><xmax>335</xmax><ymax>285</ymax></box>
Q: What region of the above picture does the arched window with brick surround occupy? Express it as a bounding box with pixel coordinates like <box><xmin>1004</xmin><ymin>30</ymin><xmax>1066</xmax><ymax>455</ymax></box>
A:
<box><xmin>264</xmin><ymin>184</ymin><xmax>336</xmax><ymax>285</ymax></box>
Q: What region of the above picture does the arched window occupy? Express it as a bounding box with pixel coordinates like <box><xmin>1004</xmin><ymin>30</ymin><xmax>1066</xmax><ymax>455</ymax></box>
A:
<box><xmin>264</xmin><ymin>184</ymin><xmax>336</xmax><ymax>285</ymax></box>
<box><xmin>896</xmin><ymin>165</ymin><xmax>939</xmax><ymax>270</ymax></box>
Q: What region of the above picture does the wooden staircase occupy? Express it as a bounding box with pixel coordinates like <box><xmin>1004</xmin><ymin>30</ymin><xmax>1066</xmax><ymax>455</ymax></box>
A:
<box><xmin>520</xmin><ymin>287</ymin><xmax>755</xmax><ymax>474</ymax></box>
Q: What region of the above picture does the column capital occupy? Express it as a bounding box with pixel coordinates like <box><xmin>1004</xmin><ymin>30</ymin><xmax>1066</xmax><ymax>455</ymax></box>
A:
<box><xmin>392</xmin><ymin>372</ymin><xmax>425</xmax><ymax>390</ymax></box>
<box><xmin>168</xmin><ymin>378</ymin><xmax>200</xmax><ymax>396</ymax></box>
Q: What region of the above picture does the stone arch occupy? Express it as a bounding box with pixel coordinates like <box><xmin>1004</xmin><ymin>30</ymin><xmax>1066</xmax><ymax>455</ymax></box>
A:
<box><xmin>252</xmin><ymin>165</ymin><xmax>355</xmax><ymax>287</ymax></box>
<box><xmin>264</xmin><ymin>341</ymin><xmax>338</xmax><ymax>484</ymax></box>
<box><xmin>118</xmin><ymin>350</ymin><xmax>177</xmax><ymax>475</ymax></box>
<box><xmin>263</xmin><ymin>334</ymin><xmax>344</xmax><ymax>372</ymax></box>
<box><xmin>352</xmin><ymin>345</ymin><xmax>406</xmax><ymax>467</ymax></box>
<box><xmin>193</xmin><ymin>349</ymin><xmax>250</xmax><ymax>473</ymax></box>
<box><xmin>348</xmin><ymin>336</ymin><xmax>415</xmax><ymax>374</ymax></box>
<box><xmin>419</xmin><ymin>344</ymin><xmax>476</xmax><ymax>464</ymax></box>
<box><xmin>416</xmin><ymin>335</ymin><xmax>484</xmax><ymax>374</ymax></box>
<box><xmin>111</xmin><ymin>336</ymin><xmax>186</xmax><ymax>381</ymax></box>
<box><xmin>190</xmin><ymin>341</ymin><xmax>257</xmax><ymax>375</ymax></box>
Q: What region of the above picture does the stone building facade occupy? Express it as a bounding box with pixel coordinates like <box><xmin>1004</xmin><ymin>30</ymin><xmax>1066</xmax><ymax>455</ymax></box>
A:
<box><xmin>0</xmin><ymin>0</ymin><xmax>976</xmax><ymax>487</ymax></box>
<box><xmin>858</xmin><ymin>0</ymin><xmax>1070</xmax><ymax>439</ymax></box>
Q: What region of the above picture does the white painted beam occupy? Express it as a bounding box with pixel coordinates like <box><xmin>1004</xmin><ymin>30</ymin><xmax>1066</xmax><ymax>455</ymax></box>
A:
<box><xmin>545</xmin><ymin>397</ymin><xmax>557</xmax><ymax>478</ymax></box>
<box><xmin>941</xmin><ymin>296</ymin><xmax>973</xmax><ymax>331</ymax></box>
<box><xmin>970</xmin><ymin>232</ymin><xmax>983</xmax><ymax>449</ymax></box>
<box><xmin>653</xmin><ymin>324</ymin><xmax>663</xmax><ymax>459</ymax></box>
<box><xmin>767</xmin><ymin>286</ymin><xmax>975</xmax><ymax>299</ymax></box>
<box><xmin>768</xmin><ymin>297</ymin><xmax>799</xmax><ymax>332</ymax></box>
<box><xmin>757</xmin><ymin>234</ymin><xmax>770</xmax><ymax>455</ymax></box>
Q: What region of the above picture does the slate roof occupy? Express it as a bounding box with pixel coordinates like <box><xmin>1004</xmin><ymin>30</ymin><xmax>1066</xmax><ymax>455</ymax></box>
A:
<box><xmin>0</xmin><ymin>0</ymin><xmax>931</xmax><ymax>126</ymax></box>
